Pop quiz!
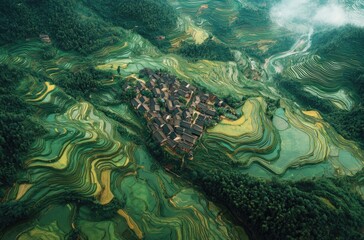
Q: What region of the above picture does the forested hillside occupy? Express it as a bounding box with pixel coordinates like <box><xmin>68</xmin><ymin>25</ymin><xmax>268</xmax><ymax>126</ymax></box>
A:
<box><xmin>198</xmin><ymin>170</ymin><xmax>364</xmax><ymax>240</ymax></box>
<box><xmin>0</xmin><ymin>65</ymin><xmax>46</xmax><ymax>187</ymax></box>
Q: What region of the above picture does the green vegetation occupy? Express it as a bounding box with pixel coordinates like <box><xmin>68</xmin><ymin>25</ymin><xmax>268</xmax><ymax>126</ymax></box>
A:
<box><xmin>235</xmin><ymin>7</ymin><xmax>269</xmax><ymax>26</ymax></box>
<box><xmin>57</xmin><ymin>67</ymin><xmax>111</xmax><ymax>99</ymax></box>
<box><xmin>0</xmin><ymin>0</ymin><xmax>120</xmax><ymax>54</ymax></box>
<box><xmin>178</xmin><ymin>38</ymin><xmax>234</xmax><ymax>62</ymax></box>
<box><xmin>245</xmin><ymin>37</ymin><xmax>296</xmax><ymax>62</ymax></box>
<box><xmin>276</xmin><ymin>73</ymin><xmax>364</xmax><ymax>147</ymax></box>
<box><xmin>87</xmin><ymin>0</ymin><xmax>178</xmax><ymax>51</ymax></box>
<box><xmin>0</xmin><ymin>65</ymin><xmax>46</xmax><ymax>186</ymax></box>
<box><xmin>197</xmin><ymin>170</ymin><xmax>364</xmax><ymax>240</ymax></box>
<box><xmin>312</xmin><ymin>26</ymin><xmax>364</xmax><ymax>60</ymax></box>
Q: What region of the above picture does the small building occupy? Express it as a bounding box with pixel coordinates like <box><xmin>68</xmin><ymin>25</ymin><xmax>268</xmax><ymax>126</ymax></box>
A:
<box><xmin>205</xmin><ymin>109</ymin><xmax>217</xmax><ymax>117</ymax></box>
<box><xmin>151</xmin><ymin>103</ymin><xmax>160</xmax><ymax>112</ymax></box>
<box><xmin>174</xmin><ymin>119</ymin><xmax>181</xmax><ymax>128</ymax></box>
<box><xmin>131</xmin><ymin>98</ymin><xmax>142</xmax><ymax>109</ymax></box>
<box><xmin>146</xmin><ymin>112</ymin><xmax>156</xmax><ymax>121</ymax></box>
<box><xmin>178</xmin><ymin>142</ymin><xmax>193</xmax><ymax>152</ymax></box>
<box><xmin>152</xmin><ymin>88</ymin><xmax>162</xmax><ymax>97</ymax></box>
<box><xmin>176</xmin><ymin>127</ymin><xmax>185</xmax><ymax>135</ymax></box>
<box><xmin>166</xmin><ymin>139</ymin><xmax>177</xmax><ymax>149</ymax></box>
<box><xmin>180</xmin><ymin>120</ymin><xmax>191</xmax><ymax>129</ymax></box>
<box><xmin>200</xmin><ymin>94</ymin><xmax>209</xmax><ymax>103</ymax></box>
<box><xmin>139</xmin><ymin>96</ymin><xmax>149</xmax><ymax>104</ymax></box>
<box><xmin>191</xmin><ymin>124</ymin><xmax>203</xmax><ymax>136</ymax></box>
<box><xmin>146</xmin><ymin>81</ymin><xmax>155</xmax><ymax>89</ymax></box>
<box><xmin>166</xmin><ymin>100</ymin><xmax>175</xmax><ymax>112</ymax></box>
<box><xmin>136</xmin><ymin>81</ymin><xmax>146</xmax><ymax>91</ymax></box>
<box><xmin>153</xmin><ymin>117</ymin><xmax>165</xmax><ymax>127</ymax></box>
<box><xmin>162</xmin><ymin>124</ymin><xmax>174</xmax><ymax>135</ymax></box>
<box><xmin>182</xmin><ymin>133</ymin><xmax>197</xmax><ymax>145</ymax></box>
<box><xmin>197</xmin><ymin>103</ymin><xmax>209</xmax><ymax>113</ymax></box>
<box><xmin>182</xmin><ymin>110</ymin><xmax>191</xmax><ymax>120</ymax></box>
<box><xmin>153</xmin><ymin>130</ymin><xmax>167</xmax><ymax>145</ymax></box>
<box><xmin>138</xmin><ymin>104</ymin><xmax>150</xmax><ymax>115</ymax></box>
<box><xmin>169</xmin><ymin>131</ymin><xmax>178</xmax><ymax>140</ymax></box>
<box><xmin>177</xmin><ymin>89</ymin><xmax>187</xmax><ymax>97</ymax></box>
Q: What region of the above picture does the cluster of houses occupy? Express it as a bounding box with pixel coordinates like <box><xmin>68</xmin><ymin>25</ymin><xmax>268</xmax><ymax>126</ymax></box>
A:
<box><xmin>125</xmin><ymin>69</ymin><xmax>229</xmax><ymax>156</ymax></box>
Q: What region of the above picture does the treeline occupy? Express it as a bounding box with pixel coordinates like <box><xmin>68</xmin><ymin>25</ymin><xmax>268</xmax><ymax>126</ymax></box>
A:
<box><xmin>197</xmin><ymin>170</ymin><xmax>364</xmax><ymax>240</ymax></box>
<box><xmin>235</xmin><ymin>7</ymin><xmax>270</xmax><ymax>27</ymax></box>
<box><xmin>87</xmin><ymin>0</ymin><xmax>178</xmax><ymax>51</ymax></box>
<box><xmin>178</xmin><ymin>37</ymin><xmax>235</xmax><ymax>62</ymax></box>
<box><xmin>0</xmin><ymin>65</ymin><xmax>46</xmax><ymax>187</ymax></box>
<box><xmin>0</xmin><ymin>0</ymin><xmax>120</xmax><ymax>54</ymax></box>
<box><xmin>312</xmin><ymin>25</ymin><xmax>364</xmax><ymax>60</ymax></box>
<box><xmin>276</xmin><ymin>73</ymin><xmax>364</xmax><ymax>147</ymax></box>
<box><xmin>57</xmin><ymin>67</ymin><xmax>112</xmax><ymax>99</ymax></box>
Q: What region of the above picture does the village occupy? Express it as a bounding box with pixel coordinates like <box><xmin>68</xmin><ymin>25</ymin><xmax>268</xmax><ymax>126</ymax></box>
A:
<box><xmin>124</xmin><ymin>68</ymin><xmax>232</xmax><ymax>157</ymax></box>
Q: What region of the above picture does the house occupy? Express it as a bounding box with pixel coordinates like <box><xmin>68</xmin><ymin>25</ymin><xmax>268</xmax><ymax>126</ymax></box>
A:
<box><xmin>166</xmin><ymin>100</ymin><xmax>175</xmax><ymax>112</ymax></box>
<box><xmin>180</xmin><ymin>120</ymin><xmax>191</xmax><ymax>129</ymax></box>
<box><xmin>146</xmin><ymin>112</ymin><xmax>156</xmax><ymax>121</ymax></box>
<box><xmin>191</xmin><ymin>124</ymin><xmax>203</xmax><ymax>136</ymax></box>
<box><xmin>122</xmin><ymin>82</ymin><xmax>131</xmax><ymax>91</ymax></box>
<box><xmin>182</xmin><ymin>133</ymin><xmax>197</xmax><ymax>145</ymax></box>
<box><xmin>166</xmin><ymin>139</ymin><xmax>177</xmax><ymax>149</ymax></box>
<box><xmin>178</xmin><ymin>142</ymin><xmax>193</xmax><ymax>152</ymax></box>
<box><xmin>148</xmin><ymin>122</ymin><xmax>159</xmax><ymax>133</ymax></box>
<box><xmin>139</xmin><ymin>96</ymin><xmax>149</xmax><ymax>104</ymax></box>
<box><xmin>177</xmin><ymin>89</ymin><xmax>187</xmax><ymax>97</ymax></box>
<box><xmin>146</xmin><ymin>81</ymin><xmax>155</xmax><ymax>89</ymax></box>
<box><xmin>169</xmin><ymin>131</ymin><xmax>178</xmax><ymax>140</ymax></box>
<box><xmin>131</xmin><ymin>98</ymin><xmax>142</xmax><ymax>109</ymax></box>
<box><xmin>152</xmin><ymin>88</ymin><xmax>162</xmax><ymax>97</ymax></box>
<box><xmin>205</xmin><ymin>109</ymin><xmax>217</xmax><ymax>117</ymax></box>
<box><xmin>138</xmin><ymin>104</ymin><xmax>150</xmax><ymax>115</ymax></box>
<box><xmin>162</xmin><ymin>124</ymin><xmax>174</xmax><ymax>135</ymax></box>
<box><xmin>175</xmin><ymin>127</ymin><xmax>185</xmax><ymax>135</ymax></box>
<box><xmin>161</xmin><ymin>83</ymin><xmax>168</xmax><ymax>91</ymax></box>
<box><xmin>182</xmin><ymin>110</ymin><xmax>191</xmax><ymax>120</ymax></box>
<box><xmin>153</xmin><ymin>130</ymin><xmax>167</xmax><ymax>144</ymax></box>
<box><xmin>151</xmin><ymin>103</ymin><xmax>160</xmax><ymax>112</ymax></box>
<box><xmin>153</xmin><ymin>117</ymin><xmax>165</xmax><ymax>127</ymax></box>
<box><xmin>136</xmin><ymin>82</ymin><xmax>146</xmax><ymax>91</ymax></box>
<box><xmin>200</xmin><ymin>94</ymin><xmax>209</xmax><ymax>103</ymax></box>
<box><xmin>174</xmin><ymin>119</ymin><xmax>181</xmax><ymax>128</ymax></box>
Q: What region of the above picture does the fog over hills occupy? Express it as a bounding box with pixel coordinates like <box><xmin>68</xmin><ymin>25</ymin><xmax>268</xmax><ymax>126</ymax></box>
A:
<box><xmin>270</xmin><ymin>0</ymin><xmax>364</xmax><ymax>32</ymax></box>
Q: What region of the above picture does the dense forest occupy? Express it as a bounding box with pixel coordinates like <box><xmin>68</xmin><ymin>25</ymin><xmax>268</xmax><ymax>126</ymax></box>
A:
<box><xmin>235</xmin><ymin>7</ymin><xmax>270</xmax><ymax>27</ymax></box>
<box><xmin>178</xmin><ymin>37</ymin><xmax>235</xmax><ymax>62</ymax></box>
<box><xmin>0</xmin><ymin>65</ymin><xmax>46</xmax><ymax>187</ymax></box>
<box><xmin>312</xmin><ymin>25</ymin><xmax>364</xmax><ymax>61</ymax></box>
<box><xmin>0</xmin><ymin>0</ymin><xmax>120</xmax><ymax>54</ymax></box>
<box><xmin>57</xmin><ymin>67</ymin><xmax>112</xmax><ymax>99</ymax></box>
<box><xmin>197</xmin><ymin>170</ymin><xmax>364</xmax><ymax>240</ymax></box>
<box><xmin>87</xmin><ymin>0</ymin><xmax>178</xmax><ymax>51</ymax></box>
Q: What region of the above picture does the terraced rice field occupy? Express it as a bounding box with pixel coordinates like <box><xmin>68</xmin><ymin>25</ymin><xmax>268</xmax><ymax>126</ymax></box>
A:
<box><xmin>2</xmin><ymin>78</ymin><xmax>246</xmax><ymax>239</ymax></box>
<box><xmin>1</xmin><ymin>0</ymin><xmax>364</xmax><ymax>237</ymax></box>
<box><xmin>195</xmin><ymin>97</ymin><xmax>363</xmax><ymax>179</ymax></box>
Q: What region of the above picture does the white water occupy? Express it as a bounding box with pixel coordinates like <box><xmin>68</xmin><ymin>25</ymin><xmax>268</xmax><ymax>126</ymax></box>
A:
<box><xmin>264</xmin><ymin>28</ymin><xmax>313</xmax><ymax>79</ymax></box>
